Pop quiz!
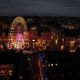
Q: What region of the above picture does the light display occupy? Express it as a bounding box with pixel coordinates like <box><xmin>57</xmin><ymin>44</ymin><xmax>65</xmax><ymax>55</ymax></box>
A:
<box><xmin>9</xmin><ymin>16</ymin><xmax>28</xmax><ymax>49</ymax></box>
<box><xmin>0</xmin><ymin>16</ymin><xmax>79</xmax><ymax>53</ymax></box>
<box><xmin>16</xmin><ymin>26</ymin><xmax>24</xmax><ymax>41</ymax></box>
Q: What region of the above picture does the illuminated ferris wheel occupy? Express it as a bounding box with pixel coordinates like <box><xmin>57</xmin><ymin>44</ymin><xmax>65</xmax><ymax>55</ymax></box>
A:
<box><xmin>9</xmin><ymin>16</ymin><xmax>28</xmax><ymax>49</ymax></box>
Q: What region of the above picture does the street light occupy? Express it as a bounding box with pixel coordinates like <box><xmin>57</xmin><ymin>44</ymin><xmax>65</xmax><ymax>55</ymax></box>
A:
<box><xmin>32</xmin><ymin>39</ymin><xmax>35</xmax><ymax>49</ymax></box>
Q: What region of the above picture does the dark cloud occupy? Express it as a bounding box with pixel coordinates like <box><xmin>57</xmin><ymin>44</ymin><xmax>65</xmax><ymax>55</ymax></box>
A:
<box><xmin>0</xmin><ymin>0</ymin><xmax>80</xmax><ymax>16</ymax></box>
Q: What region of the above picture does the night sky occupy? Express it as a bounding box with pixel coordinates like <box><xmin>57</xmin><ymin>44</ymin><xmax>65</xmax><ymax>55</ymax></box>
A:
<box><xmin>0</xmin><ymin>0</ymin><xmax>80</xmax><ymax>16</ymax></box>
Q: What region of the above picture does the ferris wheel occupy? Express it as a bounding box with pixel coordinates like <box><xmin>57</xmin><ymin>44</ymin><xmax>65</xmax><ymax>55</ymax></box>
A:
<box><xmin>10</xmin><ymin>16</ymin><xmax>27</xmax><ymax>35</ymax></box>
<box><xmin>8</xmin><ymin>16</ymin><xmax>28</xmax><ymax>49</ymax></box>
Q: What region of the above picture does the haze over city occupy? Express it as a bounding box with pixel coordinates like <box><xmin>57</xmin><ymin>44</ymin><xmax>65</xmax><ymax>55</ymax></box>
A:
<box><xmin>0</xmin><ymin>0</ymin><xmax>80</xmax><ymax>16</ymax></box>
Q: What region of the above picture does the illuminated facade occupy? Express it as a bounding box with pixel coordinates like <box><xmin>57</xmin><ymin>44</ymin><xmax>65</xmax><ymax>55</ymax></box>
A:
<box><xmin>0</xmin><ymin>16</ymin><xmax>79</xmax><ymax>53</ymax></box>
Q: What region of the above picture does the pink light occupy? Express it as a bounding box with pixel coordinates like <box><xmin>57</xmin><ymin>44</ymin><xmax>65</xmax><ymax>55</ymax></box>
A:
<box><xmin>16</xmin><ymin>33</ymin><xmax>24</xmax><ymax>41</ymax></box>
<box><xmin>16</xmin><ymin>25</ymin><xmax>24</xmax><ymax>41</ymax></box>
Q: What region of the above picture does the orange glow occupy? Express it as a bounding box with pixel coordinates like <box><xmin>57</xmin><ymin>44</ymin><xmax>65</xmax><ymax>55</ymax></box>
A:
<box><xmin>69</xmin><ymin>49</ymin><xmax>76</xmax><ymax>53</ymax></box>
<box><xmin>60</xmin><ymin>45</ymin><xmax>64</xmax><ymax>51</ymax></box>
<box><xmin>70</xmin><ymin>40</ymin><xmax>75</xmax><ymax>47</ymax></box>
<box><xmin>69</xmin><ymin>40</ymin><xmax>76</xmax><ymax>53</ymax></box>
<box><xmin>55</xmin><ymin>39</ymin><xmax>58</xmax><ymax>45</ymax></box>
